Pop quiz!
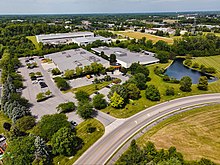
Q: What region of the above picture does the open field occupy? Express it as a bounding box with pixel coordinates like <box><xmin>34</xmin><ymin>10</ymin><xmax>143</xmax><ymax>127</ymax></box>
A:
<box><xmin>191</xmin><ymin>55</ymin><xmax>220</xmax><ymax>78</ymax></box>
<box><xmin>102</xmin><ymin>60</ymin><xmax>220</xmax><ymax>118</ymax></box>
<box><xmin>191</xmin><ymin>55</ymin><xmax>220</xmax><ymax>93</ymax></box>
<box><xmin>66</xmin><ymin>81</ymin><xmax>111</xmax><ymax>95</ymax></box>
<box><xmin>53</xmin><ymin>118</ymin><xmax>104</xmax><ymax>165</ymax></box>
<box><xmin>137</xmin><ymin>104</ymin><xmax>220</xmax><ymax>164</ymax></box>
<box><xmin>203</xmin><ymin>32</ymin><xmax>220</xmax><ymax>37</ymax></box>
<box><xmin>0</xmin><ymin>112</ymin><xmax>11</xmax><ymax>135</ymax></box>
<box><xmin>27</xmin><ymin>36</ymin><xmax>41</xmax><ymax>51</ymax></box>
<box><xmin>115</xmin><ymin>31</ymin><xmax>174</xmax><ymax>44</ymax></box>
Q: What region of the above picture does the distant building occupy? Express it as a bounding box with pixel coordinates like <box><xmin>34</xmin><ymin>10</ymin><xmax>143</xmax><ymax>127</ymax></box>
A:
<box><xmin>36</xmin><ymin>32</ymin><xmax>94</xmax><ymax>45</ymax></box>
<box><xmin>92</xmin><ymin>47</ymin><xmax>159</xmax><ymax>68</ymax></box>
<box><xmin>0</xmin><ymin>135</ymin><xmax>7</xmax><ymax>158</ymax></box>
<box><xmin>44</xmin><ymin>48</ymin><xmax>110</xmax><ymax>72</ymax></box>
<box><xmin>72</xmin><ymin>36</ymin><xmax>111</xmax><ymax>46</ymax></box>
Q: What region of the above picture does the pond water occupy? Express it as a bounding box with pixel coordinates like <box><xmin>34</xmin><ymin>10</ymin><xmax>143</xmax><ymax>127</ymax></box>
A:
<box><xmin>164</xmin><ymin>58</ymin><xmax>217</xmax><ymax>84</ymax></box>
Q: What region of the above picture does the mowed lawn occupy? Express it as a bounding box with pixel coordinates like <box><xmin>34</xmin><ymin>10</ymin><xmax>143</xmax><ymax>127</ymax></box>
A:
<box><xmin>27</xmin><ymin>36</ymin><xmax>41</xmax><ymax>50</ymax></box>
<box><xmin>191</xmin><ymin>55</ymin><xmax>220</xmax><ymax>93</ymax></box>
<box><xmin>115</xmin><ymin>31</ymin><xmax>174</xmax><ymax>44</ymax></box>
<box><xmin>66</xmin><ymin>81</ymin><xmax>111</xmax><ymax>95</ymax></box>
<box><xmin>0</xmin><ymin>112</ymin><xmax>11</xmax><ymax>135</ymax></box>
<box><xmin>137</xmin><ymin>104</ymin><xmax>220</xmax><ymax>164</ymax></box>
<box><xmin>53</xmin><ymin>119</ymin><xmax>104</xmax><ymax>165</ymax></box>
<box><xmin>102</xmin><ymin>61</ymin><xmax>218</xmax><ymax>118</ymax></box>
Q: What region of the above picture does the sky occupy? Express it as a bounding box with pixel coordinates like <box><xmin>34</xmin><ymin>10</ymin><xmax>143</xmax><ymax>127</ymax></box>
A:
<box><xmin>0</xmin><ymin>0</ymin><xmax>220</xmax><ymax>14</ymax></box>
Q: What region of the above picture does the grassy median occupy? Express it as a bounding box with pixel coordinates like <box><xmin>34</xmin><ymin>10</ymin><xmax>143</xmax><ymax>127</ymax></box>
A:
<box><xmin>137</xmin><ymin>104</ymin><xmax>220</xmax><ymax>164</ymax></box>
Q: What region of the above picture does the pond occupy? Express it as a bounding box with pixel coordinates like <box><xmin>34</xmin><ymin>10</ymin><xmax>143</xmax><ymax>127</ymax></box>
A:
<box><xmin>164</xmin><ymin>58</ymin><xmax>217</xmax><ymax>84</ymax></box>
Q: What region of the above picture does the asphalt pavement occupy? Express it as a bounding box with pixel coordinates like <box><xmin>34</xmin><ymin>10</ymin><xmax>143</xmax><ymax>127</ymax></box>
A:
<box><xmin>74</xmin><ymin>93</ymin><xmax>220</xmax><ymax>165</ymax></box>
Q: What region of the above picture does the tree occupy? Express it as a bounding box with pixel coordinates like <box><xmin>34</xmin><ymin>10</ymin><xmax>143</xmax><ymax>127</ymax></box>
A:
<box><xmin>154</xmin><ymin>40</ymin><xmax>170</xmax><ymax>51</ymax></box>
<box><xmin>51</xmin><ymin>127</ymin><xmax>80</xmax><ymax>156</ymax></box>
<box><xmin>51</xmin><ymin>68</ymin><xmax>61</xmax><ymax>75</ymax></box>
<box><xmin>108</xmin><ymin>84</ymin><xmax>128</xmax><ymax>100</ymax></box>
<box><xmin>127</xmin><ymin>73</ymin><xmax>147</xmax><ymax>90</ymax></box>
<box><xmin>125</xmin><ymin>83</ymin><xmax>141</xmax><ymax>100</ymax></box>
<box><xmin>157</xmin><ymin>51</ymin><xmax>170</xmax><ymax>63</ymax></box>
<box><xmin>75</xmin><ymin>66</ymin><xmax>83</xmax><ymax>76</ymax></box>
<box><xmin>36</xmin><ymin>92</ymin><xmax>46</xmax><ymax>102</ymax></box>
<box><xmin>135</xmin><ymin>65</ymin><xmax>150</xmax><ymax>78</ymax></box>
<box><xmin>110</xmin><ymin>92</ymin><xmax>124</xmax><ymax>108</ymax></box>
<box><xmin>15</xmin><ymin>116</ymin><xmax>36</xmax><ymax>132</ymax></box>
<box><xmin>110</xmin><ymin>54</ymin><xmax>117</xmax><ymax>64</ymax></box>
<box><xmin>184</xmin><ymin>59</ymin><xmax>192</xmax><ymax>67</ymax></box>
<box><xmin>75</xmin><ymin>90</ymin><xmax>90</xmax><ymax>102</ymax></box>
<box><xmin>77</xmin><ymin>101</ymin><xmax>93</xmax><ymax>119</ymax></box>
<box><xmin>56</xmin><ymin>102</ymin><xmax>76</xmax><ymax>113</ymax></box>
<box><xmin>3</xmin><ymin>122</ymin><xmax>11</xmax><ymax>131</ymax></box>
<box><xmin>93</xmin><ymin>94</ymin><xmax>107</xmax><ymax>110</ymax></box>
<box><xmin>4</xmin><ymin>136</ymin><xmax>36</xmax><ymax>165</ymax></box>
<box><xmin>198</xmin><ymin>76</ymin><xmax>208</xmax><ymax>91</ymax></box>
<box><xmin>145</xmin><ymin>85</ymin><xmax>161</xmax><ymax>101</ymax></box>
<box><xmin>64</xmin><ymin>69</ymin><xmax>75</xmax><ymax>79</ymax></box>
<box><xmin>180</xmin><ymin>76</ymin><xmax>192</xmax><ymax>92</ymax></box>
<box><xmin>165</xmin><ymin>86</ymin><xmax>175</xmax><ymax>96</ymax></box>
<box><xmin>54</xmin><ymin>77</ymin><xmax>70</xmax><ymax>91</ymax></box>
<box><xmin>34</xmin><ymin>136</ymin><xmax>50</xmax><ymax>164</ymax></box>
<box><xmin>32</xmin><ymin>114</ymin><xmax>70</xmax><ymax>140</ymax></box>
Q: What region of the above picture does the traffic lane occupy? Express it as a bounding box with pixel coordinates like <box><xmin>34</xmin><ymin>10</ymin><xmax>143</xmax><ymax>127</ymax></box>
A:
<box><xmin>92</xmin><ymin>110</ymin><xmax>116</xmax><ymax>127</ymax></box>
<box><xmin>75</xmin><ymin>94</ymin><xmax>220</xmax><ymax>164</ymax></box>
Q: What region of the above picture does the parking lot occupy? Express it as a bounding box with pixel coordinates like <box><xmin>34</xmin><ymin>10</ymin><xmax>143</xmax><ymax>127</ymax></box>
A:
<box><xmin>19</xmin><ymin>57</ymin><xmax>83</xmax><ymax>124</ymax></box>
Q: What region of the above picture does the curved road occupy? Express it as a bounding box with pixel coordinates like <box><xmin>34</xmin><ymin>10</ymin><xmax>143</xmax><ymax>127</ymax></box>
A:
<box><xmin>74</xmin><ymin>93</ymin><xmax>220</xmax><ymax>165</ymax></box>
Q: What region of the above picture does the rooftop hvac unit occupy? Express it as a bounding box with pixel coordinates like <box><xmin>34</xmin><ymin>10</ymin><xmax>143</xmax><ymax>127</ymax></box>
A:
<box><xmin>74</xmin><ymin>61</ymin><xmax>82</xmax><ymax>66</ymax></box>
<box><xmin>89</xmin><ymin>56</ymin><xmax>100</xmax><ymax>62</ymax></box>
<box><xmin>80</xmin><ymin>51</ymin><xmax>86</xmax><ymax>54</ymax></box>
<box><xmin>66</xmin><ymin>54</ymin><xmax>71</xmax><ymax>58</ymax></box>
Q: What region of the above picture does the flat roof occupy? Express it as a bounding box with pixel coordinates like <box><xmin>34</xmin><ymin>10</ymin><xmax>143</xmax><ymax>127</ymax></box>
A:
<box><xmin>36</xmin><ymin>32</ymin><xmax>94</xmax><ymax>42</ymax></box>
<box><xmin>44</xmin><ymin>48</ymin><xmax>109</xmax><ymax>72</ymax></box>
<box><xmin>72</xmin><ymin>36</ymin><xmax>111</xmax><ymax>43</ymax></box>
<box><xmin>92</xmin><ymin>47</ymin><xmax>159</xmax><ymax>66</ymax></box>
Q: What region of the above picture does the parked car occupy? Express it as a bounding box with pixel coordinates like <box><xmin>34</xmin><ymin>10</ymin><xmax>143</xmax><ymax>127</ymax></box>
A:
<box><xmin>39</xmin><ymin>82</ymin><xmax>48</xmax><ymax>88</ymax></box>
<box><xmin>70</xmin><ymin>121</ymin><xmax>78</xmax><ymax>127</ymax></box>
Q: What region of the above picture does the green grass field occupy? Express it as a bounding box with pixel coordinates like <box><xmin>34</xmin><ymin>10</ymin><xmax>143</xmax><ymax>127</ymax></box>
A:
<box><xmin>53</xmin><ymin>119</ymin><xmax>105</xmax><ymax>165</ymax></box>
<box><xmin>0</xmin><ymin>112</ymin><xmax>11</xmax><ymax>135</ymax></box>
<box><xmin>66</xmin><ymin>81</ymin><xmax>112</xmax><ymax>95</ymax></box>
<box><xmin>137</xmin><ymin>104</ymin><xmax>220</xmax><ymax>164</ymax></box>
<box><xmin>115</xmin><ymin>31</ymin><xmax>174</xmax><ymax>44</ymax></box>
<box><xmin>102</xmin><ymin>60</ymin><xmax>220</xmax><ymax>118</ymax></box>
<box><xmin>191</xmin><ymin>55</ymin><xmax>220</xmax><ymax>93</ymax></box>
<box><xmin>27</xmin><ymin>36</ymin><xmax>41</xmax><ymax>50</ymax></box>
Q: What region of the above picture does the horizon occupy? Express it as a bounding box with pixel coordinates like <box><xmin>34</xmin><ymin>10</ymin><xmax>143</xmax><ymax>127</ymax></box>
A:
<box><xmin>0</xmin><ymin>10</ymin><xmax>220</xmax><ymax>16</ymax></box>
<box><xmin>0</xmin><ymin>0</ymin><xmax>219</xmax><ymax>15</ymax></box>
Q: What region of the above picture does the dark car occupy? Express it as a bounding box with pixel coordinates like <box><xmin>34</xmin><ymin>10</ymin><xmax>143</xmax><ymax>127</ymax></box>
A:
<box><xmin>95</xmin><ymin>91</ymin><xmax>100</xmax><ymax>94</ymax></box>
<box><xmin>70</xmin><ymin>121</ymin><xmax>78</xmax><ymax>127</ymax></box>
<box><xmin>39</xmin><ymin>82</ymin><xmax>48</xmax><ymax>88</ymax></box>
<box><xmin>31</xmin><ymin>76</ymin><xmax>37</xmax><ymax>81</ymax></box>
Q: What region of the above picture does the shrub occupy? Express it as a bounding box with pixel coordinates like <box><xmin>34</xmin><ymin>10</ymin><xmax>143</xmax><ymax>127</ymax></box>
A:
<box><xmin>184</xmin><ymin>59</ymin><xmax>192</xmax><ymax>67</ymax></box>
<box><xmin>75</xmin><ymin>90</ymin><xmax>90</xmax><ymax>102</ymax></box>
<box><xmin>51</xmin><ymin>68</ymin><xmax>61</xmax><ymax>75</ymax></box>
<box><xmin>165</xmin><ymin>86</ymin><xmax>175</xmax><ymax>96</ymax></box>
<box><xmin>15</xmin><ymin>116</ymin><xmax>36</xmax><ymax>132</ymax></box>
<box><xmin>54</xmin><ymin>77</ymin><xmax>70</xmax><ymax>91</ymax></box>
<box><xmin>145</xmin><ymin>85</ymin><xmax>161</xmax><ymax>101</ymax></box>
<box><xmin>56</xmin><ymin>102</ymin><xmax>76</xmax><ymax>113</ymax></box>
<box><xmin>93</xmin><ymin>94</ymin><xmax>107</xmax><ymax>110</ymax></box>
